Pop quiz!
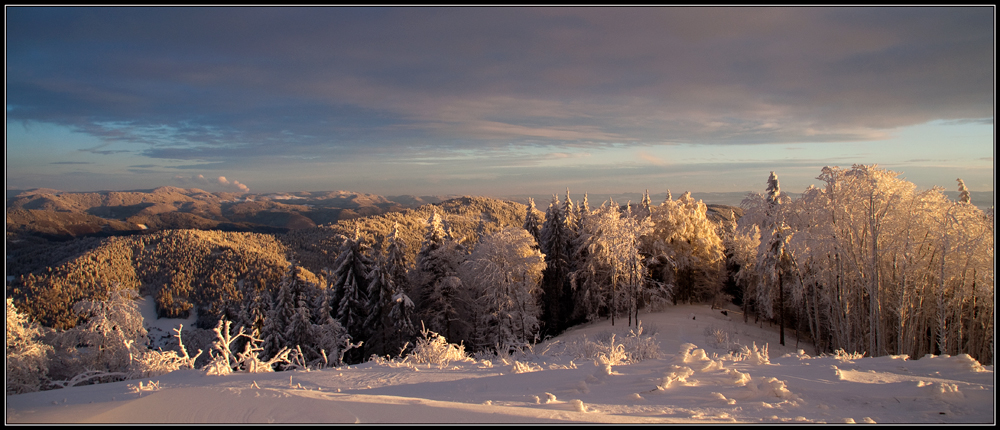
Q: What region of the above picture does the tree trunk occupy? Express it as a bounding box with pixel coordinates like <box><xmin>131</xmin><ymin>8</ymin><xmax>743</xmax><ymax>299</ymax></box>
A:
<box><xmin>779</xmin><ymin>270</ymin><xmax>785</xmax><ymax>346</ymax></box>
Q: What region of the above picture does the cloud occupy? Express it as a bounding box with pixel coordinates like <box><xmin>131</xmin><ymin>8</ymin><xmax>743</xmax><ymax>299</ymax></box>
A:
<box><xmin>173</xmin><ymin>174</ymin><xmax>249</xmax><ymax>193</ymax></box>
<box><xmin>5</xmin><ymin>7</ymin><xmax>993</xmax><ymax>196</ymax></box>
<box><xmin>7</xmin><ymin>8</ymin><xmax>991</xmax><ymax>157</ymax></box>
<box><xmin>50</xmin><ymin>161</ymin><xmax>92</xmax><ymax>165</ymax></box>
<box><xmin>638</xmin><ymin>151</ymin><xmax>669</xmax><ymax>167</ymax></box>
<box><xmin>216</xmin><ymin>176</ymin><xmax>250</xmax><ymax>193</ymax></box>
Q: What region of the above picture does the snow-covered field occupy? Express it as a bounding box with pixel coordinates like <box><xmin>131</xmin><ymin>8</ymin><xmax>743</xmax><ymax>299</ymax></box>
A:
<box><xmin>6</xmin><ymin>303</ymin><xmax>994</xmax><ymax>424</ymax></box>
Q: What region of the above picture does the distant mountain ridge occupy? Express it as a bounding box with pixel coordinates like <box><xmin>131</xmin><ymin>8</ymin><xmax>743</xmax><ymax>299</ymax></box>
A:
<box><xmin>6</xmin><ymin>188</ymin><xmax>464</xmax><ymax>240</ymax></box>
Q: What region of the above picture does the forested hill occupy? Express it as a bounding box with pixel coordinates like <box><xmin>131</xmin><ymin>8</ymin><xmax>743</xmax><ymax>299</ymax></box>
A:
<box><xmin>5</xmin><ymin>187</ymin><xmax>457</xmax><ymax>241</ymax></box>
<box><xmin>5</xmin><ymin>195</ymin><xmax>548</xmax><ymax>330</ymax></box>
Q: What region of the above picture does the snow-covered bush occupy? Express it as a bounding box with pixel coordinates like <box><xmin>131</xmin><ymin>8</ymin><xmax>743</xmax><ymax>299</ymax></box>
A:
<box><xmin>204</xmin><ymin>319</ymin><xmax>292</xmax><ymax>376</ymax></box>
<box><xmin>6</xmin><ymin>298</ymin><xmax>53</xmax><ymax>394</ymax></box>
<box><xmin>406</xmin><ymin>323</ymin><xmax>473</xmax><ymax>367</ymax></box>
<box><xmin>728</xmin><ymin>342</ymin><xmax>770</xmax><ymax>365</ymax></box>
<box><xmin>70</xmin><ymin>288</ymin><xmax>149</xmax><ymax>375</ymax></box>
<box><xmin>546</xmin><ymin>322</ymin><xmax>660</xmax><ymax>365</ymax></box>
<box><xmin>46</xmin><ymin>288</ymin><xmax>151</xmax><ymax>386</ymax></box>
<box><xmin>121</xmin><ymin>324</ymin><xmax>202</xmax><ymax>381</ymax></box>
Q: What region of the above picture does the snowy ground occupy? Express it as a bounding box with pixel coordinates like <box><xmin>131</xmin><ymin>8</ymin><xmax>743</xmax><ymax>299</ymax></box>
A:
<box><xmin>6</xmin><ymin>302</ymin><xmax>994</xmax><ymax>424</ymax></box>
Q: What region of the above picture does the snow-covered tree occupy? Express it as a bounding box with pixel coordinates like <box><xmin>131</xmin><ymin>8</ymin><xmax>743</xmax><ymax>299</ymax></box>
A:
<box><xmin>411</xmin><ymin>210</ymin><xmax>471</xmax><ymax>344</ymax></box>
<box><xmin>735</xmin><ymin>164</ymin><xmax>995</xmax><ymax>364</ymax></box>
<box><xmin>644</xmin><ymin>191</ymin><xmax>726</xmax><ymax>307</ymax></box>
<box><xmin>60</xmin><ymin>288</ymin><xmax>149</xmax><ymax>380</ymax></box>
<box><xmin>263</xmin><ymin>260</ymin><xmax>318</xmax><ymax>360</ymax></box>
<box><xmin>330</xmin><ymin>229</ymin><xmax>374</xmax><ymax>360</ymax></box>
<box><xmin>6</xmin><ymin>298</ymin><xmax>53</xmax><ymax>394</ymax></box>
<box><xmin>461</xmin><ymin>228</ymin><xmax>546</xmax><ymax>349</ymax></box>
<box><xmin>759</xmin><ymin>172</ymin><xmax>795</xmax><ymax>345</ymax></box>
<box><xmin>284</xmin><ymin>298</ymin><xmax>315</xmax><ymax>360</ymax></box>
<box><xmin>384</xmin><ymin>224</ymin><xmax>410</xmax><ymax>292</ymax></box>
<box><xmin>957</xmin><ymin>178</ymin><xmax>972</xmax><ymax>204</ymax></box>
<box><xmin>365</xmin><ymin>234</ymin><xmax>398</xmax><ymax>357</ymax></box>
<box><xmin>571</xmin><ymin>199</ymin><xmax>650</xmax><ymax>326</ymax></box>
<box><xmin>638</xmin><ymin>189</ymin><xmax>653</xmax><ymax>220</ymax></box>
<box><xmin>522</xmin><ymin>197</ymin><xmax>543</xmax><ymax>245</ymax></box>
<box><xmin>578</xmin><ymin>193</ymin><xmax>591</xmax><ymax>222</ymax></box>
<box><xmin>539</xmin><ymin>194</ymin><xmax>575</xmax><ymax>334</ymax></box>
<box><xmin>388</xmin><ymin>291</ymin><xmax>416</xmax><ymax>353</ymax></box>
<box><xmin>45</xmin><ymin>287</ymin><xmax>199</xmax><ymax>388</ymax></box>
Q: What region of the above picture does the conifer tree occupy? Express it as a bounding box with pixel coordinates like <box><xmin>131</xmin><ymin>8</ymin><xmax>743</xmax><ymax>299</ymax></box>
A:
<box><xmin>389</xmin><ymin>291</ymin><xmax>416</xmax><ymax>353</ymax></box>
<box><xmin>523</xmin><ymin>197</ymin><xmax>543</xmax><ymax>245</ymax></box>
<box><xmin>285</xmin><ymin>297</ymin><xmax>315</xmax><ymax>360</ymax></box>
<box><xmin>562</xmin><ymin>189</ymin><xmax>578</xmax><ymax>235</ymax></box>
<box><xmin>957</xmin><ymin>178</ymin><xmax>972</xmax><ymax>204</ymax></box>
<box><xmin>385</xmin><ymin>224</ymin><xmax>410</xmax><ymax>292</ymax></box>
<box><xmin>412</xmin><ymin>210</ymin><xmax>470</xmax><ymax>343</ymax></box>
<box><xmin>578</xmin><ymin>193</ymin><xmax>591</xmax><ymax>222</ymax></box>
<box><xmin>365</xmin><ymin>236</ymin><xmax>397</xmax><ymax>357</ymax></box>
<box><xmin>640</xmin><ymin>189</ymin><xmax>653</xmax><ymax>220</ymax></box>
<box><xmin>330</xmin><ymin>228</ymin><xmax>374</xmax><ymax>360</ymax></box>
<box><xmin>539</xmin><ymin>195</ymin><xmax>570</xmax><ymax>334</ymax></box>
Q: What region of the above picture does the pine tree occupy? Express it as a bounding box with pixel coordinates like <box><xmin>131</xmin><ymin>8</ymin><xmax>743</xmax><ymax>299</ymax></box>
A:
<box><xmin>245</xmin><ymin>280</ymin><xmax>272</xmax><ymax>339</ymax></box>
<box><xmin>264</xmin><ymin>260</ymin><xmax>315</xmax><ymax>360</ymax></box>
<box><xmin>330</xmin><ymin>228</ymin><xmax>374</xmax><ymax>360</ymax></box>
<box><xmin>957</xmin><ymin>178</ymin><xmax>972</xmax><ymax>204</ymax></box>
<box><xmin>385</xmin><ymin>223</ymin><xmax>410</xmax><ymax>293</ymax></box>
<box><xmin>539</xmin><ymin>195</ymin><xmax>570</xmax><ymax>334</ymax></box>
<box><xmin>312</xmin><ymin>285</ymin><xmax>334</xmax><ymax>327</ymax></box>
<box><xmin>578</xmin><ymin>193</ymin><xmax>591</xmax><ymax>222</ymax></box>
<box><xmin>562</xmin><ymin>189</ymin><xmax>577</xmax><ymax>234</ymax></box>
<box><xmin>365</xmin><ymin>240</ymin><xmax>396</xmax><ymax>357</ymax></box>
<box><xmin>260</xmin><ymin>290</ymin><xmax>285</xmax><ymax>360</ymax></box>
<box><xmin>389</xmin><ymin>291</ymin><xmax>416</xmax><ymax>353</ymax></box>
<box><xmin>523</xmin><ymin>198</ymin><xmax>543</xmax><ymax>245</ymax></box>
<box><xmin>412</xmin><ymin>210</ymin><xmax>470</xmax><ymax>344</ymax></box>
<box><xmin>309</xmin><ymin>286</ymin><xmax>347</xmax><ymax>367</ymax></box>
<box><xmin>639</xmin><ymin>189</ymin><xmax>653</xmax><ymax>220</ymax></box>
<box><xmin>285</xmin><ymin>297</ymin><xmax>315</xmax><ymax>360</ymax></box>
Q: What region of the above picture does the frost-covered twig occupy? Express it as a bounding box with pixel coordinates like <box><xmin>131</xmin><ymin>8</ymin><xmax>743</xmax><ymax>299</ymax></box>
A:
<box><xmin>50</xmin><ymin>370</ymin><xmax>128</xmax><ymax>389</ymax></box>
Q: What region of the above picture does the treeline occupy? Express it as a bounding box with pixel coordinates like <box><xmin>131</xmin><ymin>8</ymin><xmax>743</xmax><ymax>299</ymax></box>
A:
<box><xmin>257</xmin><ymin>189</ymin><xmax>730</xmax><ymax>364</ymax></box>
<box><xmin>731</xmin><ymin>165</ymin><xmax>993</xmax><ymax>364</ymax></box>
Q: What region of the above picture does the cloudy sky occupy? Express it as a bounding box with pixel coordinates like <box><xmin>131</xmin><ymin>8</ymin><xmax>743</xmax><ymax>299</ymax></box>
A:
<box><xmin>6</xmin><ymin>6</ymin><xmax>994</xmax><ymax>197</ymax></box>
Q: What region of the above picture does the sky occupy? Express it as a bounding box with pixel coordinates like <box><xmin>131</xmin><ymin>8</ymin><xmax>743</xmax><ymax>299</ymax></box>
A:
<box><xmin>5</xmin><ymin>6</ymin><xmax>995</xmax><ymax>197</ymax></box>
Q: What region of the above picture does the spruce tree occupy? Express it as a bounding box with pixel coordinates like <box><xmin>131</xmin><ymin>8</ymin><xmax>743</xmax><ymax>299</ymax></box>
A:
<box><xmin>412</xmin><ymin>210</ymin><xmax>469</xmax><ymax>343</ymax></box>
<box><xmin>957</xmin><ymin>178</ymin><xmax>972</xmax><ymax>204</ymax></box>
<box><xmin>365</xmin><ymin>239</ymin><xmax>396</xmax><ymax>357</ymax></box>
<box><xmin>385</xmin><ymin>224</ymin><xmax>410</xmax><ymax>291</ymax></box>
<box><xmin>539</xmin><ymin>195</ymin><xmax>570</xmax><ymax>334</ymax></box>
<box><xmin>389</xmin><ymin>291</ymin><xmax>416</xmax><ymax>354</ymax></box>
<box><xmin>330</xmin><ymin>228</ymin><xmax>374</xmax><ymax>359</ymax></box>
<box><xmin>523</xmin><ymin>198</ymin><xmax>543</xmax><ymax>245</ymax></box>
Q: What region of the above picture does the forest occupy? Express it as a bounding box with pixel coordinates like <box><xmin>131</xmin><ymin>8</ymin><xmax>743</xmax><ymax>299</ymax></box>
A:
<box><xmin>6</xmin><ymin>164</ymin><xmax>994</xmax><ymax>395</ymax></box>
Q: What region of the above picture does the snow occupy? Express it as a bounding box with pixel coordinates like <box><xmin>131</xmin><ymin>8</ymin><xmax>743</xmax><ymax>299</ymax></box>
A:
<box><xmin>6</xmin><ymin>304</ymin><xmax>993</xmax><ymax>424</ymax></box>
<box><xmin>138</xmin><ymin>296</ymin><xmax>197</xmax><ymax>350</ymax></box>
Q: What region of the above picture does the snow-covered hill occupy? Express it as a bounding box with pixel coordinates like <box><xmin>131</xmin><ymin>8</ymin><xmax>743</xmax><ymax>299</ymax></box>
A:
<box><xmin>6</xmin><ymin>304</ymin><xmax>994</xmax><ymax>424</ymax></box>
